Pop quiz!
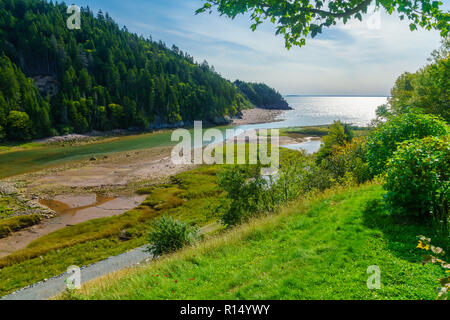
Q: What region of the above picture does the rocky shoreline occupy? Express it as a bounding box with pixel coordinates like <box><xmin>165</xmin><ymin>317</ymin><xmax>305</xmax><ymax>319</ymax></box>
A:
<box><xmin>0</xmin><ymin>182</ymin><xmax>56</xmax><ymax>220</ymax></box>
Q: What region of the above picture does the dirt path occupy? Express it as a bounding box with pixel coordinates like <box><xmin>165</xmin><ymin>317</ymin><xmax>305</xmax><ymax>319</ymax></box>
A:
<box><xmin>0</xmin><ymin>222</ymin><xmax>218</xmax><ymax>300</ymax></box>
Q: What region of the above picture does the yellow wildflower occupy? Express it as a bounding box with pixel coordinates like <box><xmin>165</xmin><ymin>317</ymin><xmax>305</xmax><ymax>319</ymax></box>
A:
<box><xmin>417</xmin><ymin>241</ymin><xmax>428</xmax><ymax>250</ymax></box>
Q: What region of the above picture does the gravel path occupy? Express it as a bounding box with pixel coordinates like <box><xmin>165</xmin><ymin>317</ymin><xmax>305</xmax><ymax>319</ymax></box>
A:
<box><xmin>1</xmin><ymin>245</ymin><xmax>152</xmax><ymax>300</ymax></box>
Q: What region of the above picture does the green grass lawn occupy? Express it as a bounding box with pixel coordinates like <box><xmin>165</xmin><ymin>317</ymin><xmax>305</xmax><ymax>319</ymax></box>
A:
<box><xmin>65</xmin><ymin>184</ymin><xmax>446</xmax><ymax>300</ymax></box>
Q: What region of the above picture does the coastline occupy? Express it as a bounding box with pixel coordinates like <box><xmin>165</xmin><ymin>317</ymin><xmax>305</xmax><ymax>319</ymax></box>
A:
<box><xmin>18</xmin><ymin>107</ymin><xmax>286</xmax><ymax>146</ymax></box>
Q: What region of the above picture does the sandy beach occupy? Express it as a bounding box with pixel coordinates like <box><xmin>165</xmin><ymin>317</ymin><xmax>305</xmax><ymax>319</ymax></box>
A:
<box><xmin>232</xmin><ymin>108</ymin><xmax>285</xmax><ymax>125</ymax></box>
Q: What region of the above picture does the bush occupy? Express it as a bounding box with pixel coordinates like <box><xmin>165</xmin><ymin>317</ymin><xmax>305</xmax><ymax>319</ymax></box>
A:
<box><xmin>219</xmin><ymin>152</ymin><xmax>332</xmax><ymax>227</ymax></box>
<box><xmin>218</xmin><ymin>165</ymin><xmax>266</xmax><ymax>226</ymax></box>
<box><xmin>322</xmin><ymin>137</ymin><xmax>371</xmax><ymax>185</ymax></box>
<box><xmin>301</xmin><ymin>165</ymin><xmax>334</xmax><ymax>191</ymax></box>
<box><xmin>6</xmin><ymin>110</ymin><xmax>32</xmax><ymax>141</ymax></box>
<box><xmin>57</xmin><ymin>125</ymin><xmax>74</xmax><ymax>136</ymax></box>
<box><xmin>316</xmin><ymin>121</ymin><xmax>353</xmax><ymax>164</ymax></box>
<box><xmin>367</xmin><ymin>112</ymin><xmax>448</xmax><ymax>176</ymax></box>
<box><xmin>146</xmin><ymin>216</ymin><xmax>199</xmax><ymax>255</ymax></box>
<box><xmin>272</xmin><ymin>150</ymin><xmax>311</xmax><ymax>204</ymax></box>
<box><xmin>384</xmin><ymin>136</ymin><xmax>449</xmax><ymax>227</ymax></box>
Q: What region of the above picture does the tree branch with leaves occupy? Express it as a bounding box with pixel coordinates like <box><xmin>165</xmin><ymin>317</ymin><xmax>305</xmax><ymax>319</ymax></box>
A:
<box><xmin>196</xmin><ymin>0</ymin><xmax>450</xmax><ymax>49</ymax></box>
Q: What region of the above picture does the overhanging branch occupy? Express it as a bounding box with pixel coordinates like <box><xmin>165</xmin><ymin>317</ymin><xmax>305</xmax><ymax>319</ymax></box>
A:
<box><xmin>261</xmin><ymin>0</ymin><xmax>374</xmax><ymax>19</ymax></box>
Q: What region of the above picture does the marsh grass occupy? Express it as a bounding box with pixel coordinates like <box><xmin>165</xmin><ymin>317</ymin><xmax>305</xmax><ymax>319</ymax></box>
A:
<box><xmin>279</xmin><ymin>125</ymin><xmax>370</xmax><ymax>140</ymax></box>
<box><xmin>280</xmin><ymin>126</ymin><xmax>330</xmax><ymax>139</ymax></box>
<box><xmin>0</xmin><ymin>195</ymin><xmax>42</xmax><ymax>238</ymax></box>
<box><xmin>0</xmin><ymin>197</ymin><xmax>14</xmax><ymax>218</ymax></box>
<box><xmin>0</xmin><ymin>214</ymin><xmax>41</xmax><ymax>238</ymax></box>
<box><xmin>0</xmin><ymin>195</ymin><xmax>34</xmax><ymax>219</ymax></box>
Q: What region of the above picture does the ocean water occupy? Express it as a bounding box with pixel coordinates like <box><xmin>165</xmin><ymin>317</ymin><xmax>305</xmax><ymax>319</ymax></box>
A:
<box><xmin>235</xmin><ymin>95</ymin><xmax>388</xmax><ymax>153</ymax></box>
<box><xmin>236</xmin><ymin>95</ymin><xmax>388</xmax><ymax>131</ymax></box>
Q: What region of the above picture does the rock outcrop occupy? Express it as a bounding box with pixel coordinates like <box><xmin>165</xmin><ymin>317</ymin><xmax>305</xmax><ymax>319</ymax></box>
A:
<box><xmin>32</xmin><ymin>75</ymin><xmax>58</xmax><ymax>97</ymax></box>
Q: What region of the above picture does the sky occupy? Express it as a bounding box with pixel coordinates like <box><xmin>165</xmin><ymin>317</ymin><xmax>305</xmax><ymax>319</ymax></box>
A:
<box><xmin>72</xmin><ymin>0</ymin><xmax>447</xmax><ymax>96</ymax></box>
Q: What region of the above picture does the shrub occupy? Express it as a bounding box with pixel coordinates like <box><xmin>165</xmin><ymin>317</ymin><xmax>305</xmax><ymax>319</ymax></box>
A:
<box><xmin>146</xmin><ymin>216</ymin><xmax>199</xmax><ymax>255</ymax></box>
<box><xmin>367</xmin><ymin>112</ymin><xmax>447</xmax><ymax>176</ymax></box>
<box><xmin>6</xmin><ymin>110</ymin><xmax>32</xmax><ymax>141</ymax></box>
<box><xmin>322</xmin><ymin>137</ymin><xmax>371</xmax><ymax>185</ymax></box>
<box><xmin>219</xmin><ymin>152</ymin><xmax>332</xmax><ymax>227</ymax></box>
<box><xmin>57</xmin><ymin>125</ymin><xmax>74</xmax><ymax>136</ymax></box>
<box><xmin>272</xmin><ymin>151</ymin><xmax>311</xmax><ymax>204</ymax></box>
<box><xmin>316</xmin><ymin>121</ymin><xmax>353</xmax><ymax>164</ymax></box>
<box><xmin>384</xmin><ymin>136</ymin><xmax>449</xmax><ymax>227</ymax></box>
<box><xmin>218</xmin><ymin>165</ymin><xmax>266</xmax><ymax>226</ymax></box>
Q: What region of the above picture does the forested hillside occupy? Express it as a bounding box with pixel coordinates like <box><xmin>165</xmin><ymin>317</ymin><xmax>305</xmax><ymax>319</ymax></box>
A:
<box><xmin>0</xmin><ymin>0</ymin><xmax>288</xmax><ymax>142</ymax></box>
<box><xmin>234</xmin><ymin>80</ymin><xmax>290</xmax><ymax>110</ymax></box>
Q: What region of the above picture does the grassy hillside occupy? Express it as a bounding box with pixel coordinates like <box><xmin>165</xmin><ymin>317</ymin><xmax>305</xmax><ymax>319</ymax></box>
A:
<box><xmin>64</xmin><ymin>184</ymin><xmax>445</xmax><ymax>300</ymax></box>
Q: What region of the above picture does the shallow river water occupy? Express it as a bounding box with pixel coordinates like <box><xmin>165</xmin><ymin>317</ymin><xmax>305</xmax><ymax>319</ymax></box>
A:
<box><xmin>0</xmin><ymin>194</ymin><xmax>145</xmax><ymax>258</ymax></box>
